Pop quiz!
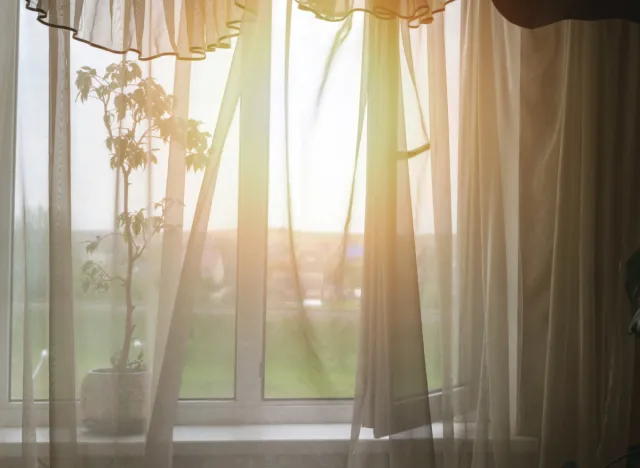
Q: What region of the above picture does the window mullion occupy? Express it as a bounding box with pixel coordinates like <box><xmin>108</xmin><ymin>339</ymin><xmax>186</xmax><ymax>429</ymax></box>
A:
<box><xmin>234</xmin><ymin>0</ymin><xmax>272</xmax><ymax>404</ymax></box>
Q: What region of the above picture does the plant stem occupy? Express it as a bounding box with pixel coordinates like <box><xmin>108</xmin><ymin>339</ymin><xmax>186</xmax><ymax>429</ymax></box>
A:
<box><xmin>118</xmin><ymin>168</ymin><xmax>136</xmax><ymax>371</ymax></box>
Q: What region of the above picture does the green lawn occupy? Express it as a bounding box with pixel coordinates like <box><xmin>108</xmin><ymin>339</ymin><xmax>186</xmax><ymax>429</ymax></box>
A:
<box><xmin>11</xmin><ymin>302</ymin><xmax>443</xmax><ymax>401</ymax></box>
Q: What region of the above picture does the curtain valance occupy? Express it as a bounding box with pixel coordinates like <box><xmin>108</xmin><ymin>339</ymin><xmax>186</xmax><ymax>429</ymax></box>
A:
<box><xmin>26</xmin><ymin>0</ymin><xmax>451</xmax><ymax>60</ymax></box>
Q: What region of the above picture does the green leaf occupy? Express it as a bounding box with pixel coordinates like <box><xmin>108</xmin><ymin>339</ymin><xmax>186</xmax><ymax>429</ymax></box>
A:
<box><xmin>94</xmin><ymin>85</ymin><xmax>109</xmax><ymax>100</ymax></box>
<box><xmin>79</xmin><ymin>259</ymin><xmax>112</xmax><ymax>295</ymax></box>
<box><xmin>132</xmin><ymin>210</ymin><xmax>144</xmax><ymax>236</ymax></box>
<box><xmin>85</xmin><ymin>239</ymin><xmax>100</xmax><ymax>254</ymax></box>
<box><xmin>156</xmin><ymin>118</ymin><xmax>174</xmax><ymax>142</ymax></box>
<box><xmin>103</xmin><ymin>113</ymin><xmax>113</xmax><ymax>129</ymax></box>
<box><xmin>186</xmin><ymin>151</ymin><xmax>209</xmax><ymax>172</ymax></box>
<box><xmin>130</xmin><ymin>62</ymin><xmax>142</xmax><ymax>80</ymax></box>
<box><xmin>109</xmin><ymin>155</ymin><xmax>119</xmax><ymax>169</ymax></box>
<box><xmin>81</xmin><ymin>262</ymin><xmax>89</xmax><ymax>273</ymax></box>
<box><xmin>106</xmin><ymin>61</ymin><xmax>138</xmax><ymax>88</ymax></box>
<box><xmin>113</xmin><ymin>93</ymin><xmax>129</xmax><ymax>121</ymax></box>
<box><xmin>75</xmin><ymin>67</ymin><xmax>96</xmax><ymax>103</ymax></box>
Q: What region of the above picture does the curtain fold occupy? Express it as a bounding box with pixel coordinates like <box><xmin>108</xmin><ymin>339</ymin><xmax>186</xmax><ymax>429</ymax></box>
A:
<box><xmin>149</xmin><ymin>58</ymin><xmax>191</xmax><ymax>419</ymax></box>
<box><xmin>144</xmin><ymin>27</ymin><xmax>243</xmax><ymax>468</ymax></box>
<box><xmin>47</xmin><ymin>20</ymin><xmax>80</xmax><ymax>468</ymax></box>
<box><xmin>354</xmin><ymin>12</ymin><xmax>431</xmax><ymax>441</ymax></box>
<box><xmin>454</xmin><ymin>0</ymin><xmax>517</xmax><ymax>464</ymax></box>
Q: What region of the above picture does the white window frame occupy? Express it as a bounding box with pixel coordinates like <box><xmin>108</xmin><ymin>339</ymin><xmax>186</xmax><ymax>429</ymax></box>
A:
<box><xmin>0</xmin><ymin>0</ymin><xmax>20</xmax><ymax>430</ymax></box>
<box><xmin>0</xmin><ymin>0</ymin><xmax>472</xmax><ymax>430</ymax></box>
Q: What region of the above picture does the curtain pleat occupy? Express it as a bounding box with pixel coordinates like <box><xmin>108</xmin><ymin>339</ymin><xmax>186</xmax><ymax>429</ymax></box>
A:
<box><xmin>353</xmin><ymin>12</ymin><xmax>433</xmax><ymax>442</ymax></box>
<box><xmin>144</xmin><ymin>17</ymin><xmax>246</xmax><ymax>468</ymax></box>
<box><xmin>148</xmin><ymin>59</ymin><xmax>192</xmax><ymax>422</ymax></box>
<box><xmin>47</xmin><ymin>20</ymin><xmax>80</xmax><ymax>468</ymax></box>
<box><xmin>455</xmin><ymin>0</ymin><xmax>518</xmax><ymax>465</ymax></box>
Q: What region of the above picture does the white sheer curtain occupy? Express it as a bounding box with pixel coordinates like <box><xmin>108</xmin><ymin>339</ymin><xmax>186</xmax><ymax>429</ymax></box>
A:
<box><xmin>6</xmin><ymin>1</ymin><xmax>459</xmax><ymax>467</ymax></box>
<box><xmin>2</xmin><ymin>0</ymin><xmax>640</xmax><ymax>468</ymax></box>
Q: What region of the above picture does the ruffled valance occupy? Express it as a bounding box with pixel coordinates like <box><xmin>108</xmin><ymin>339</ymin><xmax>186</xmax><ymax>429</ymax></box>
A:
<box><xmin>26</xmin><ymin>0</ymin><xmax>243</xmax><ymax>60</ymax></box>
<box><xmin>297</xmin><ymin>0</ymin><xmax>451</xmax><ymax>25</ymax></box>
<box><xmin>26</xmin><ymin>0</ymin><xmax>451</xmax><ymax>60</ymax></box>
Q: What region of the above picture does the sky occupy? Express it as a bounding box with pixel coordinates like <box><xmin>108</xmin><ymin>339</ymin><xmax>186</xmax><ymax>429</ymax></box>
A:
<box><xmin>15</xmin><ymin>1</ymin><xmax>459</xmax><ymax>234</ymax></box>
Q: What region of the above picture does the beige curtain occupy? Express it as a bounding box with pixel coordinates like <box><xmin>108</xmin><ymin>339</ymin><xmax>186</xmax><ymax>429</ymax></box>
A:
<box><xmin>351</xmin><ymin>0</ymin><xmax>520</xmax><ymax>464</ymax></box>
<box><xmin>350</xmin><ymin>2</ymin><xmax>640</xmax><ymax>467</ymax></box>
<box><xmin>518</xmin><ymin>18</ymin><xmax>640</xmax><ymax>468</ymax></box>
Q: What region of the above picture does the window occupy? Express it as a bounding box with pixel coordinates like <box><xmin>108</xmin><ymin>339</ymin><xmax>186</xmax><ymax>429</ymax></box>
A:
<box><xmin>0</xmin><ymin>0</ymin><xmax>462</xmax><ymax>427</ymax></box>
<box><xmin>9</xmin><ymin>31</ymin><xmax>238</xmax><ymax>401</ymax></box>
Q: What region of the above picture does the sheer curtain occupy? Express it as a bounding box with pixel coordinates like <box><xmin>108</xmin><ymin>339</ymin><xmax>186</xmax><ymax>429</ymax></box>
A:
<box><xmin>3</xmin><ymin>0</ymin><xmax>640</xmax><ymax>468</ymax></box>
<box><xmin>7</xmin><ymin>1</ymin><xmax>462</xmax><ymax>467</ymax></box>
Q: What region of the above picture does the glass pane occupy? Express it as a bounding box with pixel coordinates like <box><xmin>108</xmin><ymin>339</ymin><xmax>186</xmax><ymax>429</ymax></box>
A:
<box><xmin>177</xmin><ymin>54</ymin><xmax>240</xmax><ymax>400</ymax></box>
<box><xmin>263</xmin><ymin>2</ymin><xmax>458</xmax><ymax>400</ymax></box>
<box><xmin>10</xmin><ymin>5</ymin><xmax>51</xmax><ymax>400</ymax></box>
<box><xmin>263</xmin><ymin>4</ymin><xmax>365</xmax><ymax>399</ymax></box>
<box><xmin>264</xmin><ymin>234</ymin><xmax>361</xmax><ymax>399</ymax></box>
<box><xmin>11</xmin><ymin>4</ymin><xmax>238</xmax><ymax>401</ymax></box>
<box><xmin>416</xmin><ymin>236</ymin><xmax>444</xmax><ymax>390</ymax></box>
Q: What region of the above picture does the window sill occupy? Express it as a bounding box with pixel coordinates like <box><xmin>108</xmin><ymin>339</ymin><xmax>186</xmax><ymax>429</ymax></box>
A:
<box><xmin>0</xmin><ymin>424</ymin><xmax>538</xmax><ymax>458</ymax></box>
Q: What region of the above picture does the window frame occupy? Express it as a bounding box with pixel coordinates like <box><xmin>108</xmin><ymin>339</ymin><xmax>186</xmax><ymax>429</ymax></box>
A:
<box><xmin>0</xmin><ymin>0</ymin><xmax>474</xmax><ymax>430</ymax></box>
<box><xmin>0</xmin><ymin>0</ymin><xmax>20</xmax><ymax>430</ymax></box>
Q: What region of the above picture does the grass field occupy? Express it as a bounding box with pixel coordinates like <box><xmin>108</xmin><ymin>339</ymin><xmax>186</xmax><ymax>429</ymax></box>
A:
<box><xmin>10</xmin><ymin>302</ymin><xmax>443</xmax><ymax>401</ymax></box>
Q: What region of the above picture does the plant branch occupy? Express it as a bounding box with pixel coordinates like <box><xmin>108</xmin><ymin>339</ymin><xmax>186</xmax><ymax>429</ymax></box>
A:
<box><xmin>132</xmin><ymin>227</ymin><xmax>157</xmax><ymax>263</ymax></box>
<box><xmin>75</xmin><ymin>94</ymin><xmax>104</xmax><ymax>103</ymax></box>
<box><xmin>90</xmin><ymin>231</ymin><xmax>120</xmax><ymax>244</ymax></box>
<box><xmin>91</xmin><ymin>75</ymin><xmax>109</xmax><ymax>87</ymax></box>
<box><xmin>117</xmin><ymin>168</ymin><xmax>136</xmax><ymax>371</ymax></box>
<box><xmin>135</xmin><ymin>127</ymin><xmax>155</xmax><ymax>146</ymax></box>
<box><xmin>76</xmin><ymin>61</ymin><xmax>211</xmax><ymax>373</ymax></box>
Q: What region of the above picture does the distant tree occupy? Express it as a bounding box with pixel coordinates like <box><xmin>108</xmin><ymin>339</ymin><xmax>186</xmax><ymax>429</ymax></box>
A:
<box><xmin>75</xmin><ymin>61</ymin><xmax>211</xmax><ymax>371</ymax></box>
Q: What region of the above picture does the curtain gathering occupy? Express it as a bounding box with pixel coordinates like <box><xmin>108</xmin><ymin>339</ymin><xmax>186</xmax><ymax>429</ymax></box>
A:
<box><xmin>0</xmin><ymin>1</ymin><xmax>639</xmax><ymax>468</ymax></box>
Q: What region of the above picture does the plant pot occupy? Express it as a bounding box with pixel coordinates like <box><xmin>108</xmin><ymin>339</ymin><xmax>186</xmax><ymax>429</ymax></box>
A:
<box><xmin>80</xmin><ymin>368</ymin><xmax>151</xmax><ymax>435</ymax></box>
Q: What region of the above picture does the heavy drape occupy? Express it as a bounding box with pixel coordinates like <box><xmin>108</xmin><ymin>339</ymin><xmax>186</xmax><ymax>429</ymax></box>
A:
<box><xmin>491</xmin><ymin>0</ymin><xmax>640</xmax><ymax>28</ymax></box>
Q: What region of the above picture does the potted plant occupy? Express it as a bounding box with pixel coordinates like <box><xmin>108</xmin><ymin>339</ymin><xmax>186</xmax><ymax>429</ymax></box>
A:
<box><xmin>75</xmin><ymin>61</ymin><xmax>211</xmax><ymax>434</ymax></box>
